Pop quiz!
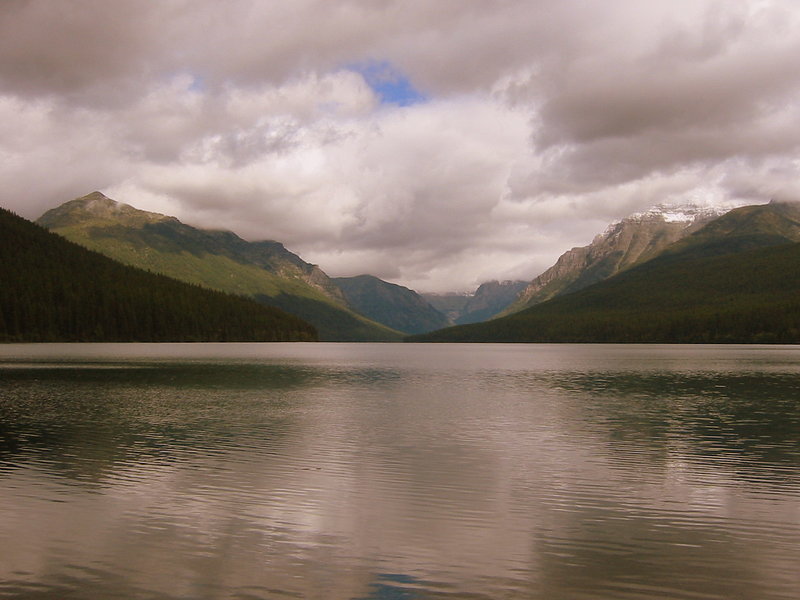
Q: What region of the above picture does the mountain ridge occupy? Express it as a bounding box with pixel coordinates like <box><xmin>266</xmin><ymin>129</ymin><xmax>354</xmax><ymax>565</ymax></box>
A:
<box><xmin>410</xmin><ymin>201</ymin><xmax>800</xmax><ymax>344</ymax></box>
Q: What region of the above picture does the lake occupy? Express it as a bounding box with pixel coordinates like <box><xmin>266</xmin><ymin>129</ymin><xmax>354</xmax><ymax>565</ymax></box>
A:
<box><xmin>1</xmin><ymin>343</ymin><xmax>799</xmax><ymax>600</ymax></box>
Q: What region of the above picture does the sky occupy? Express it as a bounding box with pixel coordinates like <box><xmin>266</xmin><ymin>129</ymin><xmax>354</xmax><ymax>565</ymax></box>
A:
<box><xmin>2</xmin><ymin>0</ymin><xmax>800</xmax><ymax>293</ymax></box>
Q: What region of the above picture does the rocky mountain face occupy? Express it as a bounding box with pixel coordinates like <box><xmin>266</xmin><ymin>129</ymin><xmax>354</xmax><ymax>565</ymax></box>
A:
<box><xmin>424</xmin><ymin>280</ymin><xmax>528</xmax><ymax>325</ymax></box>
<box><xmin>504</xmin><ymin>201</ymin><xmax>745</xmax><ymax>315</ymax></box>
<box><xmin>37</xmin><ymin>191</ymin><xmax>171</xmax><ymax>229</ymax></box>
<box><xmin>37</xmin><ymin>192</ymin><xmax>400</xmax><ymax>341</ymax></box>
<box><xmin>332</xmin><ymin>275</ymin><xmax>450</xmax><ymax>334</ymax></box>
<box><xmin>456</xmin><ymin>280</ymin><xmax>530</xmax><ymax>324</ymax></box>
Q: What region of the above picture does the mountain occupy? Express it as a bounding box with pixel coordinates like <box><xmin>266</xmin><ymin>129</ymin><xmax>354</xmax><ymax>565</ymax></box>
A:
<box><xmin>0</xmin><ymin>206</ymin><xmax>317</xmax><ymax>342</ymax></box>
<box><xmin>503</xmin><ymin>202</ymin><xmax>742</xmax><ymax>315</ymax></box>
<box><xmin>410</xmin><ymin>201</ymin><xmax>800</xmax><ymax>344</ymax></box>
<box><xmin>656</xmin><ymin>200</ymin><xmax>800</xmax><ymax>260</ymax></box>
<box><xmin>332</xmin><ymin>275</ymin><xmax>449</xmax><ymax>334</ymax></box>
<box><xmin>421</xmin><ymin>293</ymin><xmax>471</xmax><ymax>324</ymax></box>
<box><xmin>455</xmin><ymin>280</ymin><xmax>529</xmax><ymax>324</ymax></box>
<box><xmin>423</xmin><ymin>280</ymin><xmax>528</xmax><ymax>325</ymax></box>
<box><xmin>37</xmin><ymin>192</ymin><xmax>401</xmax><ymax>342</ymax></box>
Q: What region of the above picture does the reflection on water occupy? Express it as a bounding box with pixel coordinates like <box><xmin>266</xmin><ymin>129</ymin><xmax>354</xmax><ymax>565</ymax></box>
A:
<box><xmin>1</xmin><ymin>343</ymin><xmax>799</xmax><ymax>599</ymax></box>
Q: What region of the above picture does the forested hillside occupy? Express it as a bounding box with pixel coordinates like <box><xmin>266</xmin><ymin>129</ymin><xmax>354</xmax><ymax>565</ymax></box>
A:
<box><xmin>332</xmin><ymin>275</ymin><xmax>450</xmax><ymax>334</ymax></box>
<box><xmin>0</xmin><ymin>207</ymin><xmax>317</xmax><ymax>342</ymax></box>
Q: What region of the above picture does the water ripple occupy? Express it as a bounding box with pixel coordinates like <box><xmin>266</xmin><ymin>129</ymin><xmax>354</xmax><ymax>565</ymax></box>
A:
<box><xmin>2</xmin><ymin>343</ymin><xmax>800</xmax><ymax>599</ymax></box>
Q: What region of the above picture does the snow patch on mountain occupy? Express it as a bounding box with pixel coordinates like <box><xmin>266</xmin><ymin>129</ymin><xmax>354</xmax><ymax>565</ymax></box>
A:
<box><xmin>633</xmin><ymin>199</ymin><xmax>751</xmax><ymax>222</ymax></box>
<box><xmin>597</xmin><ymin>199</ymin><xmax>755</xmax><ymax>241</ymax></box>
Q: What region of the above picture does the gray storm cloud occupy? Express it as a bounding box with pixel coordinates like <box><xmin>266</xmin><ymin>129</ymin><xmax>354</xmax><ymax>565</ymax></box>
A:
<box><xmin>1</xmin><ymin>0</ymin><xmax>799</xmax><ymax>292</ymax></box>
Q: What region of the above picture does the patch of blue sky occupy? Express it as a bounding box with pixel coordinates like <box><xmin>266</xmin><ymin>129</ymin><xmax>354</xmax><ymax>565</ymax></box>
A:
<box><xmin>164</xmin><ymin>71</ymin><xmax>207</xmax><ymax>93</ymax></box>
<box><xmin>349</xmin><ymin>60</ymin><xmax>428</xmax><ymax>107</ymax></box>
<box><xmin>188</xmin><ymin>74</ymin><xmax>206</xmax><ymax>93</ymax></box>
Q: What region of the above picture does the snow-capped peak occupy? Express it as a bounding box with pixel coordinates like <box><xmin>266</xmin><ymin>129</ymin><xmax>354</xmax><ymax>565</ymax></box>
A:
<box><xmin>630</xmin><ymin>199</ymin><xmax>750</xmax><ymax>224</ymax></box>
<box><xmin>595</xmin><ymin>199</ymin><xmax>754</xmax><ymax>243</ymax></box>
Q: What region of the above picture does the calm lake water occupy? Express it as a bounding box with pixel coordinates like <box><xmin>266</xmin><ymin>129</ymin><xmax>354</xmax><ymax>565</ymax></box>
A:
<box><xmin>1</xmin><ymin>343</ymin><xmax>799</xmax><ymax>600</ymax></box>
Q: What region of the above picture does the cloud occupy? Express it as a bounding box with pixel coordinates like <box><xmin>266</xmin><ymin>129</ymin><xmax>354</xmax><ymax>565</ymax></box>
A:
<box><xmin>105</xmin><ymin>92</ymin><xmax>536</xmax><ymax>292</ymax></box>
<box><xmin>2</xmin><ymin>0</ymin><xmax>800</xmax><ymax>292</ymax></box>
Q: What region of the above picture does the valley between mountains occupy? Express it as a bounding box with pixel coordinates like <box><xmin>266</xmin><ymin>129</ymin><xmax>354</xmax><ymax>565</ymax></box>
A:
<box><xmin>4</xmin><ymin>191</ymin><xmax>800</xmax><ymax>344</ymax></box>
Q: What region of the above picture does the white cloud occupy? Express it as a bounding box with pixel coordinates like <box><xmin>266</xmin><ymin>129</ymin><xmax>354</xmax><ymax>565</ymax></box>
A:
<box><xmin>2</xmin><ymin>0</ymin><xmax>800</xmax><ymax>293</ymax></box>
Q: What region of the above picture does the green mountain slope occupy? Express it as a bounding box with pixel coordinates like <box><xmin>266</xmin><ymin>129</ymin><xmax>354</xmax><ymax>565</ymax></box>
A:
<box><xmin>38</xmin><ymin>193</ymin><xmax>401</xmax><ymax>341</ymax></box>
<box><xmin>411</xmin><ymin>202</ymin><xmax>800</xmax><ymax>344</ymax></box>
<box><xmin>0</xmin><ymin>207</ymin><xmax>317</xmax><ymax>342</ymax></box>
<box><xmin>332</xmin><ymin>275</ymin><xmax>449</xmax><ymax>334</ymax></box>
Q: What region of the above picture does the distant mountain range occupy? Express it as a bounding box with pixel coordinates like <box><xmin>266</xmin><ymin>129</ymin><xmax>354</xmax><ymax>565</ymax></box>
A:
<box><xmin>38</xmin><ymin>192</ymin><xmax>401</xmax><ymax>341</ymax></box>
<box><xmin>423</xmin><ymin>280</ymin><xmax>528</xmax><ymax>324</ymax></box>
<box><xmin>412</xmin><ymin>201</ymin><xmax>800</xmax><ymax>343</ymax></box>
<box><xmin>1</xmin><ymin>207</ymin><xmax>316</xmax><ymax>342</ymax></box>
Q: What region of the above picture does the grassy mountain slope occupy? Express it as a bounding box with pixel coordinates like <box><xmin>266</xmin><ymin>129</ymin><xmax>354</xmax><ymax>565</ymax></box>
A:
<box><xmin>38</xmin><ymin>193</ymin><xmax>401</xmax><ymax>341</ymax></box>
<box><xmin>411</xmin><ymin>203</ymin><xmax>800</xmax><ymax>344</ymax></box>
<box><xmin>333</xmin><ymin>275</ymin><xmax>450</xmax><ymax>334</ymax></box>
<box><xmin>1</xmin><ymin>207</ymin><xmax>317</xmax><ymax>342</ymax></box>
